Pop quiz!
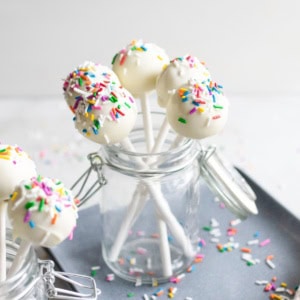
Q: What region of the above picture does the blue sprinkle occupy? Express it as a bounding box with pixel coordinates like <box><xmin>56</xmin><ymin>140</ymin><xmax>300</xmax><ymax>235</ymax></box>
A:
<box><xmin>29</xmin><ymin>220</ymin><xmax>35</xmax><ymax>228</ymax></box>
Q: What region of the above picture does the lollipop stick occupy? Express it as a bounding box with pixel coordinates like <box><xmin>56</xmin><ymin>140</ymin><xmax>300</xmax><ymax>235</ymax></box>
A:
<box><xmin>0</xmin><ymin>202</ymin><xmax>7</xmax><ymax>282</ymax></box>
<box><xmin>150</xmin><ymin>116</ymin><xmax>170</xmax><ymax>154</ymax></box>
<box><xmin>139</xmin><ymin>93</ymin><xmax>154</xmax><ymax>152</ymax></box>
<box><xmin>7</xmin><ymin>239</ymin><xmax>31</xmax><ymax>278</ymax></box>
<box><xmin>108</xmin><ymin>184</ymin><xmax>148</xmax><ymax>262</ymax></box>
<box><xmin>156</xmin><ymin>214</ymin><xmax>173</xmax><ymax>276</ymax></box>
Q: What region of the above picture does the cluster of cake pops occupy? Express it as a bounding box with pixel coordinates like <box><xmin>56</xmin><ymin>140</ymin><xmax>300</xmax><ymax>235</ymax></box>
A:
<box><xmin>62</xmin><ymin>39</ymin><xmax>232</xmax><ymax>279</ymax></box>
<box><xmin>0</xmin><ymin>145</ymin><xmax>78</xmax><ymax>281</ymax></box>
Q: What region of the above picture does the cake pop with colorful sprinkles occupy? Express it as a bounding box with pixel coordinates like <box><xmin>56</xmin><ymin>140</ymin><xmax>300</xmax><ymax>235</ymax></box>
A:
<box><xmin>112</xmin><ymin>39</ymin><xmax>169</xmax><ymax>96</ymax></box>
<box><xmin>8</xmin><ymin>176</ymin><xmax>78</xmax><ymax>248</ymax></box>
<box><xmin>166</xmin><ymin>80</ymin><xmax>229</xmax><ymax>139</ymax></box>
<box><xmin>0</xmin><ymin>145</ymin><xmax>37</xmax><ymax>201</ymax></box>
<box><xmin>63</xmin><ymin>61</ymin><xmax>120</xmax><ymax>112</ymax></box>
<box><xmin>156</xmin><ymin>55</ymin><xmax>211</xmax><ymax>108</ymax></box>
<box><xmin>73</xmin><ymin>80</ymin><xmax>138</xmax><ymax>145</ymax></box>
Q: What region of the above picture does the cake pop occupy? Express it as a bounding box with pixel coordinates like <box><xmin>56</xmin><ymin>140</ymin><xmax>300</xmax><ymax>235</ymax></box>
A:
<box><xmin>63</xmin><ymin>61</ymin><xmax>120</xmax><ymax>112</ymax></box>
<box><xmin>73</xmin><ymin>81</ymin><xmax>138</xmax><ymax>145</ymax></box>
<box><xmin>112</xmin><ymin>40</ymin><xmax>169</xmax><ymax>151</ymax></box>
<box><xmin>0</xmin><ymin>145</ymin><xmax>36</xmax><ymax>282</ymax></box>
<box><xmin>156</xmin><ymin>55</ymin><xmax>211</xmax><ymax>108</ymax></box>
<box><xmin>7</xmin><ymin>176</ymin><xmax>78</xmax><ymax>276</ymax></box>
<box><xmin>112</xmin><ymin>39</ymin><xmax>169</xmax><ymax>96</ymax></box>
<box><xmin>166</xmin><ymin>80</ymin><xmax>229</xmax><ymax>140</ymax></box>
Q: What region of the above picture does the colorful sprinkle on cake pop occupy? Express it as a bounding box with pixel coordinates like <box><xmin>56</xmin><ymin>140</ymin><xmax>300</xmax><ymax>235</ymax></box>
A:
<box><xmin>73</xmin><ymin>80</ymin><xmax>138</xmax><ymax>145</ymax></box>
<box><xmin>8</xmin><ymin>176</ymin><xmax>78</xmax><ymax>248</ymax></box>
<box><xmin>166</xmin><ymin>80</ymin><xmax>229</xmax><ymax>139</ymax></box>
<box><xmin>156</xmin><ymin>55</ymin><xmax>211</xmax><ymax>108</ymax></box>
<box><xmin>63</xmin><ymin>61</ymin><xmax>120</xmax><ymax>113</ymax></box>
<box><xmin>0</xmin><ymin>145</ymin><xmax>37</xmax><ymax>201</ymax></box>
<box><xmin>112</xmin><ymin>39</ymin><xmax>169</xmax><ymax>96</ymax></box>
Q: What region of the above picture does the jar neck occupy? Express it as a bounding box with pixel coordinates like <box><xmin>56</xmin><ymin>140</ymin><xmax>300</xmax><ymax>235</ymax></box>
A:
<box><xmin>101</xmin><ymin>134</ymin><xmax>200</xmax><ymax>177</ymax></box>
<box><xmin>0</xmin><ymin>229</ymin><xmax>40</xmax><ymax>299</ymax></box>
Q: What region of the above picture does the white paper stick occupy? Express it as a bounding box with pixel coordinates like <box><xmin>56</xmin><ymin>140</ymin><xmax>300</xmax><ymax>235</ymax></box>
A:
<box><xmin>7</xmin><ymin>239</ymin><xmax>31</xmax><ymax>278</ymax></box>
<box><xmin>150</xmin><ymin>117</ymin><xmax>170</xmax><ymax>154</ymax></box>
<box><xmin>0</xmin><ymin>201</ymin><xmax>7</xmax><ymax>282</ymax></box>
<box><xmin>156</xmin><ymin>215</ymin><xmax>173</xmax><ymax>276</ymax></box>
<box><xmin>108</xmin><ymin>184</ymin><xmax>147</xmax><ymax>262</ymax></box>
<box><xmin>139</xmin><ymin>93</ymin><xmax>154</xmax><ymax>152</ymax></box>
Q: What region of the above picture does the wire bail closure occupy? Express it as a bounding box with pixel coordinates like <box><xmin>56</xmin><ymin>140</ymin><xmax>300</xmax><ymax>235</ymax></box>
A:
<box><xmin>39</xmin><ymin>260</ymin><xmax>101</xmax><ymax>299</ymax></box>
<box><xmin>71</xmin><ymin>152</ymin><xmax>107</xmax><ymax>208</ymax></box>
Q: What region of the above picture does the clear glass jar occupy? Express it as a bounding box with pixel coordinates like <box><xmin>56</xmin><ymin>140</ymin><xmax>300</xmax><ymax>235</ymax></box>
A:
<box><xmin>0</xmin><ymin>229</ymin><xmax>46</xmax><ymax>300</ymax></box>
<box><xmin>0</xmin><ymin>229</ymin><xmax>101</xmax><ymax>300</ymax></box>
<box><xmin>99</xmin><ymin>112</ymin><xmax>202</xmax><ymax>283</ymax></box>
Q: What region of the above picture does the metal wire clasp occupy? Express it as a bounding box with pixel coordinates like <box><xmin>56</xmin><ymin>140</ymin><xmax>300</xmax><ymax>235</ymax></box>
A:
<box><xmin>39</xmin><ymin>260</ymin><xmax>101</xmax><ymax>299</ymax></box>
<box><xmin>71</xmin><ymin>152</ymin><xmax>107</xmax><ymax>208</ymax></box>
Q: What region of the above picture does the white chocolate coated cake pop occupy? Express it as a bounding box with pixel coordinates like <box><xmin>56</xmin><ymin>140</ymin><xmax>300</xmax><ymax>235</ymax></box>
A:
<box><xmin>8</xmin><ymin>176</ymin><xmax>78</xmax><ymax>248</ymax></box>
<box><xmin>73</xmin><ymin>81</ymin><xmax>138</xmax><ymax>145</ymax></box>
<box><xmin>166</xmin><ymin>80</ymin><xmax>229</xmax><ymax>139</ymax></box>
<box><xmin>156</xmin><ymin>55</ymin><xmax>211</xmax><ymax>108</ymax></box>
<box><xmin>63</xmin><ymin>61</ymin><xmax>120</xmax><ymax>112</ymax></box>
<box><xmin>0</xmin><ymin>145</ymin><xmax>36</xmax><ymax>201</ymax></box>
<box><xmin>112</xmin><ymin>39</ymin><xmax>169</xmax><ymax>96</ymax></box>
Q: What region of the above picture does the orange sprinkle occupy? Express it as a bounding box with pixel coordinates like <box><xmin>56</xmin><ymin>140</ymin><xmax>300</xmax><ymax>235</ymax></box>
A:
<box><xmin>51</xmin><ymin>213</ymin><xmax>58</xmax><ymax>225</ymax></box>
<box><xmin>241</xmin><ymin>247</ymin><xmax>252</xmax><ymax>253</ymax></box>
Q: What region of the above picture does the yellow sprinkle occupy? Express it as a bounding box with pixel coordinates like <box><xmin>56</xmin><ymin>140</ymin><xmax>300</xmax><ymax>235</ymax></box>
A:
<box><xmin>157</xmin><ymin>55</ymin><xmax>163</xmax><ymax>61</ymax></box>
<box><xmin>10</xmin><ymin>191</ymin><xmax>18</xmax><ymax>201</ymax></box>
<box><xmin>198</xmin><ymin>107</ymin><xmax>205</xmax><ymax>113</ymax></box>
<box><xmin>280</xmin><ymin>282</ymin><xmax>287</xmax><ymax>288</ymax></box>
<box><xmin>86</xmin><ymin>132</ymin><xmax>91</xmax><ymax>137</ymax></box>
<box><xmin>84</xmin><ymin>112</ymin><xmax>89</xmax><ymax>118</ymax></box>
<box><xmin>0</xmin><ymin>156</ymin><xmax>10</xmax><ymax>160</ymax></box>
<box><xmin>87</xmin><ymin>100</ymin><xmax>96</xmax><ymax>105</ymax></box>
<box><xmin>90</xmin><ymin>114</ymin><xmax>95</xmax><ymax>121</ymax></box>
<box><xmin>162</xmin><ymin>64</ymin><xmax>168</xmax><ymax>70</ymax></box>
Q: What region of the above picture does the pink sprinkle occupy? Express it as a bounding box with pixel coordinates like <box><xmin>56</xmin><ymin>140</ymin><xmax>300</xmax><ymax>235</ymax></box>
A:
<box><xmin>110</xmin><ymin>111</ymin><xmax>116</xmax><ymax>121</ymax></box>
<box><xmin>136</xmin><ymin>247</ymin><xmax>147</xmax><ymax>255</ymax></box>
<box><xmin>24</xmin><ymin>211</ymin><xmax>31</xmax><ymax>223</ymax></box>
<box><xmin>259</xmin><ymin>238</ymin><xmax>271</xmax><ymax>247</ymax></box>
<box><xmin>93</xmin><ymin>105</ymin><xmax>102</xmax><ymax>110</ymax></box>
<box><xmin>189</xmin><ymin>107</ymin><xmax>197</xmax><ymax>114</ymax></box>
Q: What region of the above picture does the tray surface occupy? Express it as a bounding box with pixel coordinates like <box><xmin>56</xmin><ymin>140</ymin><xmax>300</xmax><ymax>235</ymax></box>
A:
<box><xmin>49</xmin><ymin>172</ymin><xmax>300</xmax><ymax>299</ymax></box>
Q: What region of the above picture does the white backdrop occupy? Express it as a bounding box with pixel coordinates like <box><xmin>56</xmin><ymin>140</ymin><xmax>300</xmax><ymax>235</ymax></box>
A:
<box><xmin>1</xmin><ymin>0</ymin><xmax>300</xmax><ymax>97</ymax></box>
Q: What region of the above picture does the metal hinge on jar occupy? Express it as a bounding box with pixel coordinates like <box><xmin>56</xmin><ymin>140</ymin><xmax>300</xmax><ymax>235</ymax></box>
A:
<box><xmin>39</xmin><ymin>260</ymin><xmax>101</xmax><ymax>299</ymax></box>
<box><xmin>71</xmin><ymin>152</ymin><xmax>107</xmax><ymax>208</ymax></box>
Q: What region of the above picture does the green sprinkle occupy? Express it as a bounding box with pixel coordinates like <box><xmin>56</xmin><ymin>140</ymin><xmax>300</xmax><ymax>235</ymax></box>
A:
<box><xmin>24</xmin><ymin>185</ymin><xmax>32</xmax><ymax>190</ymax></box>
<box><xmin>90</xmin><ymin>270</ymin><xmax>97</xmax><ymax>277</ymax></box>
<box><xmin>0</xmin><ymin>148</ymin><xmax>6</xmax><ymax>153</ymax></box>
<box><xmin>247</xmin><ymin>261</ymin><xmax>254</xmax><ymax>266</ymax></box>
<box><xmin>94</xmin><ymin>119</ymin><xmax>100</xmax><ymax>129</ymax></box>
<box><xmin>213</xmin><ymin>105</ymin><xmax>223</xmax><ymax>109</ymax></box>
<box><xmin>37</xmin><ymin>175</ymin><xmax>42</xmax><ymax>182</ymax></box>
<box><xmin>131</xmin><ymin>46</ymin><xmax>137</xmax><ymax>51</ymax></box>
<box><xmin>38</xmin><ymin>199</ymin><xmax>45</xmax><ymax>212</ymax></box>
<box><xmin>178</xmin><ymin>117</ymin><xmax>187</xmax><ymax>124</ymax></box>
<box><xmin>25</xmin><ymin>201</ymin><xmax>35</xmax><ymax>210</ymax></box>
<box><xmin>109</xmin><ymin>96</ymin><xmax>118</xmax><ymax>103</ymax></box>
<box><xmin>78</xmin><ymin>77</ymin><xmax>83</xmax><ymax>87</ymax></box>
<box><xmin>202</xmin><ymin>226</ymin><xmax>212</xmax><ymax>232</ymax></box>
<box><xmin>127</xmin><ymin>292</ymin><xmax>135</xmax><ymax>298</ymax></box>
<box><xmin>124</xmin><ymin>102</ymin><xmax>131</xmax><ymax>109</ymax></box>
<box><xmin>111</xmin><ymin>53</ymin><xmax>118</xmax><ymax>65</ymax></box>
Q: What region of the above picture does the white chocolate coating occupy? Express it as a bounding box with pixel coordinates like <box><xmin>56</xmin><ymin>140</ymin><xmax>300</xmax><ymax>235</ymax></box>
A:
<box><xmin>166</xmin><ymin>80</ymin><xmax>229</xmax><ymax>139</ymax></box>
<box><xmin>156</xmin><ymin>55</ymin><xmax>211</xmax><ymax>108</ymax></box>
<box><xmin>0</xmin><ymin>145</ymin><xmax>37</xmax><ymax>201</ymax></box>
<box><xmin>74</xmin><ymin>82</ymin><xmax>138</xmax><ymax>145</ymax></box>
<box><xmin>8</xmin><ymin>176</ymin><xmax>78</xmax><ymax>248</ymax></box>
<box><xmin>112</xmin><ymin>40</ymin><xmax>169</xmax><ymax>96</ymax></box>
<box><xmin>63</xmin><ymin>61</ymin><xmax>119</xmax><ymax>111</ymax></box>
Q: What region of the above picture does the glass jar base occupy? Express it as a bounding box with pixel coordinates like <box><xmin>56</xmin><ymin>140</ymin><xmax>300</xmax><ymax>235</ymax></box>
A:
<box><xmin>103</xmin><ymin>238</ymin><xmax>195</xmax><ymax>284</ymax></box>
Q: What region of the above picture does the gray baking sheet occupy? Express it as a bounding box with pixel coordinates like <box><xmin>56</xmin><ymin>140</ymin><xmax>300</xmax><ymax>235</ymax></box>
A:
<box><xmin>49</xmin><ymin>171</ymin><xmax>300</xmax><ymax>299</ymax></box>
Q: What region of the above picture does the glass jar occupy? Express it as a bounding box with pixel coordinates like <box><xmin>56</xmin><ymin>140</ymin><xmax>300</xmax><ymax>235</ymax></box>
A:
<box><xmin>0</xmin><ymin>229</ymin><xmax>100</xmax><ymax>300</ymax></box>
<box><xmin>97</xmin><ymin>112</ymin><xmax>258</xmax><ymax>284</ymax></box>
<box><xmin>99</xmin><ymin>112</ymin><xmax>202</xmax><ymax>283</ymax></box>
<box><xmin>0</xmin><ymin>229</ymin><xmax>46</xmax><ymax>300</ymax></box>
